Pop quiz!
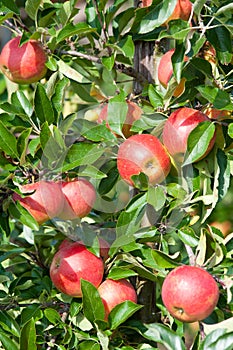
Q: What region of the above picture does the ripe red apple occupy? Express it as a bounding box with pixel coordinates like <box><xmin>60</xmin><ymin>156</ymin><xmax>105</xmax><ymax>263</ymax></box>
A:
<box><xmin>163</xmin><ymin>0</ymin><xmax>193</xmax><ymax>26</ymax></box>
<box><xmin>162</xmin><ymin>107</ymin><xmax>216</xmax><ymax>163</ymax></box>
<box><xmin>158</xmin><ymin>49</ymin><xmax>189</xmax><ymax>97</ymax></box>
<box><xmin>0</xmin><ymin>36</ymin><xmax>47</xmax><ymax>84</ymax></box>
<box><xmin>50</xmin><ymin>241</ymin><xmax>104</xmax><ymax>297</ymax></box>
<box><xmin>12</xmin><ymin>181</ymin><xmax>64</xmax><ymax>225</ymax></box>
<box><xmin>117</xmin><ymin>134</ymin><xmax>171</xmax><ymax>186</ymax></box>
<box><xmin>98</xmin><ymin>278</ymin><xmax>137</xmax><ymax>320</ymax></box>
<box><xmin>97</xmin><ymin>100</ymin><xmax>142</xmax><ymax>138</ymax></box>
<box><xmin>161</xmin><ymin>265</ymin><xmax>219</xmax><ymax>323</ymax></box>
<box><xmin>58</xmin><ymin>179</ymin><xmax>96</xmax><ymax>220</ymax></box>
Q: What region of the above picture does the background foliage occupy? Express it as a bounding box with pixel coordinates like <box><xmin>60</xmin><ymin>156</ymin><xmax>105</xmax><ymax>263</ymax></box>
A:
<box><xmin>0</xmin><ymin>0</ymin><xmax>233</xmax><ymax>349</ymax></box>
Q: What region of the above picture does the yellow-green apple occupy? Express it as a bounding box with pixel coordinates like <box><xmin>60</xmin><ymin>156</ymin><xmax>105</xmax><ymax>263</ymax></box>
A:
<box><xmin>97</xmin><ymin>100</ymin><xmax>142</xmax><ymax>138</ymax></box>
<box><xmin>163</xmin><ymin>0</ymin><xmax>193</xmax><ymax>26</ymax></box>
<box><xmin>58</xmin><ymin>179</ymin><xmax>96</xmax><ymax>220</ymax></box>
<box><xmin>162</xmin><ymin>107</ymin><xmax>216</xmax><ymax>163</ymax></box>
<box><xmin>12</xmin><ymin>181</ymin><xmax>64</xmax><ymax>225</ymax></box>
<box><xmin>161</xmin><ymin>265</ymin><xmax>219</xmax><ymax>323</ymax></box>
<box><xmin>117</xmin><ymin>134</ymin><xmax>171</xmax><ymax>186</ymax></box>
<box><xmin>50</xmin><ymin>241</ymin><xmax>104</xmax><ymax>297</ymax></box>
<box><xmin>0</xmin><ymin>36</ymin><xmax>47</xmax><ymax>84</ymax></box>
<box><xmin>158</xmin><ymin>48</ymin><xmax>189</xmax><ymax>97</ymax></box>
<box><xmin>98</xmin><ymin>278</ymin><xmax>137</xmax><ymax>320</ymax></box>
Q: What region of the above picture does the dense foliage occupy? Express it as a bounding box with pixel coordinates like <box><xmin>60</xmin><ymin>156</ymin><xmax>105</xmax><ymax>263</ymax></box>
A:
<box><xmin>0</xmin><ymin>0</ymin><xmax>233</xmax><ymax>349</ymax></box>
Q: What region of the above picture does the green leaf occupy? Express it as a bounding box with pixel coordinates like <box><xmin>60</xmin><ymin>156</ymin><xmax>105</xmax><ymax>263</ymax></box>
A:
<box><xmin>57</xmin><ymin>60</ymin><xmax>91</xmax><ymax>83</ymax></box>
<box><xmin>0</xmin><ymin>311</ymin><xmax>20</xmax><ymax>337</ymax></box>
<box><xmin>61</xmin><ymin>143</ymin><xmax>105</xmax><ymax>172</ymax></box>
<box><xmin>199</xmin><ymin>329</ymin><xmax>233</xmax><ymax>350</ymax></box>
<box><xmin>0</xmin><ymin>331</ymin><xmax>19</xmax><ymax>350</ymax></box>
<box><xmin>12</xmin><ymin>91</ymin><xmax>33</xmax><ymax>117</ymax></box>
<box><xmin>44</xmin><ymin>308</ymin><xmax>61</xmax><ymax>324</ymax></box>
<box><xmin>57</xmin><ymin>22</ymin><xmax>96</xmax><ymax>43</ymax></box>
<box><xmin>147</xmin><ymin>186</ymin><xmax>166</xmax><ymax>211</ymax></box>
<box><xmin>132</xmin><ymin>322</ymin><xmax>186</xmax><ymax>350</ymax></box>
<box><xmin>21</xmin><ymin>305</ymin><xmax>43</xmax><ymax>326</ymax></box>
<box><xmin>8</xmin><ymin>201</ymin><xmax>39</xmax><ymax>231</ymax></box>
<box><xmin>20</xmin><ymin>318</ymin><xmax>37</xmax><ymax>350</ymax></box>
<box><xmin>138</xmin><ymin>0</ymin><xmax>176</xmax><ymax>34</ymax></box>
<box><xmin>102</xmin><ymin>55</ymin><xmax>115</xmax><ymax>71</ymax></box>
<box><xmin>148</xmin><ymin>84</ymin><xmax>164</xmax><ymax>108</ymax></box>
<box><xmin>34</xmin><ymin>83</ymin><xmax>54</xmax><ymax>124</ymax></box>
<box><xmin>151</xmin><ymin>250</ymin><xmax>179</xmax><ymax>268</ymax></box>
<box><xmin>118</xmin><ymin>35</ymin><xmax>135</xmax><ymax>59</ymax></box>
<box><xmin>17</xmin><ymin>128</ymin><xmax>32</xmax><ymax>165</ymax></box>
<box><xmin>183</xmin><ymin>122</ymin><xmax>216</xmax><ymax>165</ymax></box>
<box><xmin>197</xmin><ymin>86</ymin><xmax>233</xmax><ymax>110</ymax></box>
<box><xmin>25</xmin><ymin>0</ymin><xmax>41</xmax><ymax>20</ymax></box>
<box><xmin>176</xmin><ymin>228</ymin><xmax>199</xmax><ymax>247</ymax></box>
<box><xmin>1</xmin><ymin>0</ymin><xmax>19</xmax><ymax>14</ymax></box>
<box><xmin>0</xmin><ymin>120</ymin><xmax>19</xmax><ymax>159</ymax></box>
<box><xmin>107</xmin><ymin>267</ymin><xmax>138</xmax><ymax>280</ymax></box>
<box><xmin>171</xmin><ymin>42</ymin><xmax>187</xmax><ymax>83</ymax></box>
<box><xmin>78</xmin><ymin>120</ymin><xmax>117</xmax><ymax>142</ymax></box>
<box><xmin>206</xmin><ymin>19</ymin><xmax>232</xmax><ymax>65</ymax></box>
<box><xmin>109</xmin><ymin>301</ymin><xmax>142</xmax><ymax>330</ymax></box>
<box><xmin>81</xmin><ymin>279</ymin><xmax>105</xmax><ymax>323</ymax></box>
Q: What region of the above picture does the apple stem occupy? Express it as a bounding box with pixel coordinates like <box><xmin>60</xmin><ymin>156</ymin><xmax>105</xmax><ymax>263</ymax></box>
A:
<box><xmin>199</xmin><ymin>322</ymin><xmax>205</xmax><ymax>341</ymax></box>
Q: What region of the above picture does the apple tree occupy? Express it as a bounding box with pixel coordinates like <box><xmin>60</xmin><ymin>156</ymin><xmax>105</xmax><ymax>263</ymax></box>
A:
<box><xmin>0</xmin><ymin>0</ymin><xmax>233</xmax><ymax>349</ymax></box>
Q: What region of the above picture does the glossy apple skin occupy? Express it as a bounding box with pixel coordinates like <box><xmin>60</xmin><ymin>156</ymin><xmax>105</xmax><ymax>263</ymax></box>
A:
<box><xmin>162</xmin><ymin>107</ymin><xmax>216</xmax><ymax>163</ymax></box>
<box><xmin>13</xmin><ymin>181</ymin><xmax>64</xmax><ymax>225</ymax></box>
<box><xmin>97</xmin><ymin>100</ymin><xmax>142</xmax><ymax>138</ymax></box>
<box><xmin>163</xmin><ymin>0</ymin><xmax>192</xmax><ymax>26</ymax></box>
<box><xmin>158</xmin><ymin>49</ymin><xmax>189</xmax><ymax>97</ymax></box>
<box><xmin>161</xmin><ymin>265</ymin><xmax>219</xmax><ymax>323</ymax></box>
<box><xmin>98</xmin><ymin>279</ymin><xmax>137</xmax><ymax>319</ymax></box>
<box><xmin>58</xmin><ymin>179</ymin><xmax>96</xmax><ymax>220</ymax></box>
<box><xmin>0</xmin><ymin>36</ymin><xmax>47</xmax><ymax>84</ymax></box>
<box><xmin>117</xmin><ymin>134</ymin><xmax>171</xmax><ymax>186</ymax></box>
<box><xmin>50</xmin><ymin>241</ymin><xmax>104</xmax><ymax>297</ymax></box>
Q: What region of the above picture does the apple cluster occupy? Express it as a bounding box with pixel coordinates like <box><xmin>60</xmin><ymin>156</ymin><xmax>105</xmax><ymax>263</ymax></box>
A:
<box><xmin>13</xmin><ymin>178</ymin><xmax>96</xmax><ymax>224</ymax></box>
<box><xmin>50</xmin><ymin>239</ymin><xmax>137</xmax><ymax>320</ymax></box>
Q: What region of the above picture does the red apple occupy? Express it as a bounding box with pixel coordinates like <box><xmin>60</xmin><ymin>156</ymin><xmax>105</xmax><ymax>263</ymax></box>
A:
<box><xmin>117</xmin><ymin>134</ymin><xmax>171</xmax><ymax>186</ymax></box>
<box><xmin>97</xmin><ymin>100</ymin><xmax>142</xmax><ymax>138</ymax></box>
<box><xmin>50</xmin><ymin>241</ymin><xmax>104</xmax><ymax>297</ymax></box>
<box><xmin>162</xmin><ymin>107</ymin><xmax>216</xmax><ymax>163</ymax></box>
<box><xmin>98</xmin><ymin>278</ymin><xmax>137</xmax><ymax>320</ymax></box>
<box><xmin>0</xmin><ymin>36</ymin><xmax>47</xmax><ymax>84</ymax></box>
<box><xmin>163</xmin><ymin>0</ymin><xmax>193</xmax><ymax>26</ymax></box>
<box><xmin>158</xmin><ymin>49</ymin><xmax>189</xmax><ymax>97</ymax></box>
<box><xmin>13</xmin><ymin>181</ymin><xmax>64</xmax><ymax>225</ymax></box>
<box><xmin>161</xmin><ymin>265</ymin><xmax>219</xmax><ymax>323</ymax></box>
<box><xmin>58</xmin><ymin>179</ymin><xmax>96</xmax><ymax>220</ymax></box>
